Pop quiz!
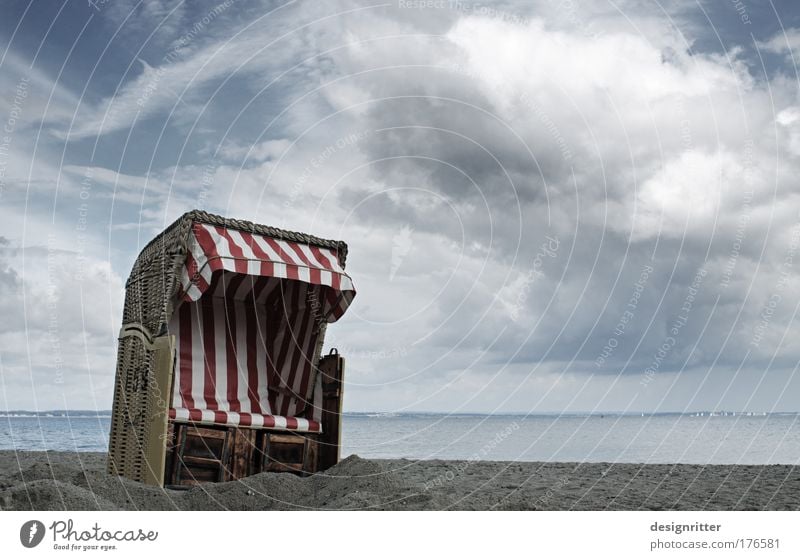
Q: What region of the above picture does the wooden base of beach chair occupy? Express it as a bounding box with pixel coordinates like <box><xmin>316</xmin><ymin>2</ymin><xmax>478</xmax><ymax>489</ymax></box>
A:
<box><xmin>163</xmin><ymin>424</ymin><xmax>321</xmax><ymax>486</ymax></box>
<box><xmin>256</xmin><ymin>432</ymin><xmax>318</xmax><ymax>474</ymax></box>
<box><xmin>166</xmin><ymin>424</ymin><xmax>234</xmax><ymax>486</ymax></box>
<box><xmin>162</xmin><ymin>350</ymin><xmax>346</xmax><ymax>487</ymax></box>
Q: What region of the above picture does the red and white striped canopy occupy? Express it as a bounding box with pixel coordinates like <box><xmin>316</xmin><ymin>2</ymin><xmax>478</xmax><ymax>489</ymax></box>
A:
<box><xmin>168</xmin><ymin>222</ymin><xmax>355</xmax><ymax>433</ymax></box>
<box><xmin>180</xmin><ymin>222</ymin><xmax>355</xmax><ymax>322</ymax></box>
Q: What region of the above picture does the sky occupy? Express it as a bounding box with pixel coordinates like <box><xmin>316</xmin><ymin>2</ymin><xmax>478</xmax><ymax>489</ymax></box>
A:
<box><xmin>1</xmin><ymin>0</ymin><xmax>800</xmax><ymax>414</ymax></box>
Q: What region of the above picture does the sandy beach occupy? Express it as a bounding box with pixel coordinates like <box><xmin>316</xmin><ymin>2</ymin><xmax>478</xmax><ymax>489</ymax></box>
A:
<box><xmin>0</xmin><ymin>451</ymin><xmax>797</xmax><ymax>510</ymax></box>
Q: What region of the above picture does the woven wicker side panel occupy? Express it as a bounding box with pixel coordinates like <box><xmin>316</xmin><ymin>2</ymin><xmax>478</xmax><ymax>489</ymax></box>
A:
<box><xmin>108</xmin><ymin>226</ymin><xmax>184</xmax><ymax>483</ymax></box>
<box><xmin>107</xmin><ymin>336</ymin><xmax>154</xmax><ymax>482</ymax></box>
<box><xmin>107</xmin><ymin>338</ymin><xmax>132</xmax><ymax>478</ymax></box>
<box><xmin>108</xmin><ymin>339</ymin><xmax>172</xmax><ymax>484</ymax></box>
<box><xmin>128</xmin><ymin>254</ymin><xmax>176</xmax><ymax>334</ymax></box>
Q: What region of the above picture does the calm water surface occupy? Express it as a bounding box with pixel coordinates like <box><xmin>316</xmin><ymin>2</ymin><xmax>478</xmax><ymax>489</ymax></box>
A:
<box><xmin>1</xmin><ymin>413</ymin><xmax>798</xmax><ymax>464</ymax></box>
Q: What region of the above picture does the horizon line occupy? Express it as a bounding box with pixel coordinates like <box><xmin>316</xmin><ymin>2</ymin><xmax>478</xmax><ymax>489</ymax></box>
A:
<box><xmin>1</xmin><ymin>409</ymin><xmax>797</xmax><ymax>416</ymax></box>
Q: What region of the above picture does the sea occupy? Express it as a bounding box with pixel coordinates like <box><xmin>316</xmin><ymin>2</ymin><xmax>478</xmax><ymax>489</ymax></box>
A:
<box><xmin>1</xmin><ymin>412</ymin><xmax>799</xmax><ymax>464</ymax></box>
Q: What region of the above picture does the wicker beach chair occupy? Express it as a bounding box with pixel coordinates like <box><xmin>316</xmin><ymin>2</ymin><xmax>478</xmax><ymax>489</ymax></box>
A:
<box><xmin>107</xmin><ymin>210</ymin><xmax>355</xmax><ymax>486</ymax></box>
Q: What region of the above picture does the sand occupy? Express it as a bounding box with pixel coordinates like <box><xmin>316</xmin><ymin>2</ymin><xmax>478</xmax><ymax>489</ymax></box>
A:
<box><xmin>0</xmin><ymin>451</ymin><xmax>798</xmax><ymax>510</ymax></box>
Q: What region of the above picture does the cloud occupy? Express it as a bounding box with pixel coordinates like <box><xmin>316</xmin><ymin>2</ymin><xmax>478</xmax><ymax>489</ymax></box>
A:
<box><xmin>4</xmin><ymin>2</ymin><xmax>800</xmax><ymax>412</ymax></box>
<box><xmin>122</xmin><ymin>7</ymin><xmax>800</xmax><ymax>405</ymax></box>
<box><xmin>0</xmin><ymin>237</ymin><xmax>124</xmax><ymax>410</ymax></box>
<box><xmin>269</xmin><ymin>9</ymin><xmax>800</xmax><ymax>403</ymax></box>
<box><xmin>58</xmin><ymin>1</ymin><xmax>321</xmax><ymax>140</ymax></box>
<box><xmin>756</xmin><ymin>27</ymin><xmax>800</xmax><ymax>61</ymax></box>
<box><xmin>101</xmin><ymin>0</ymin><xmax>189</xmax><ymax>44</ymax></box>
<box><xmin>217</xmin><ymin>138</ymin><xmax>294</xmax><ymax>163</ymax></box>
<box><xmin>0</xmin><ymin>52</ymin><xmax>81</xmax><ymax>128</ymax></box>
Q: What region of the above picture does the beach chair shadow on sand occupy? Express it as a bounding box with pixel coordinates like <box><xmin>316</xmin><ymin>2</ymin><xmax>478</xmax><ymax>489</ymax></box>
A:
<box><xmin>106</xmin><ymin>210</ymin><xmax>356</xmax><ymax>487</ymax></box>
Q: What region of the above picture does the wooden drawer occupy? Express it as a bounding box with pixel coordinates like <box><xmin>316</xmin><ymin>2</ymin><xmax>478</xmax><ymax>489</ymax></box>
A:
<box><xmin>164</xmin><ymin>423</ymin><xmax>317</xmax><ymax>486</ymax></box>
<box><xmin>256</xmin><ymin>432</ymin><xmax>318</xmax><ymax>474</ymax></box>
<box><xmin>167</xmin><ymin>424</ymin><xmax>232</xmax><ymax>486</ymax></box>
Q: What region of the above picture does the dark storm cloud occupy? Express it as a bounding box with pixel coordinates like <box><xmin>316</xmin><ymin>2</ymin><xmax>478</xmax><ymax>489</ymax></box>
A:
<box><xmin>4</xmin><ymin>0</ymin><xmax>800</xmax><ymax>411</ymax></box>
<box><xmin>306</xmin><ymin>5</ymin><xmax>800</xmax><ymax>394</ymax></box>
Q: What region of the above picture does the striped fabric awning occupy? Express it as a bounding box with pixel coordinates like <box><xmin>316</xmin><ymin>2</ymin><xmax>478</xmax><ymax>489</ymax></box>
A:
<box><xmin>168</xmin><ymin>221</ymin><xmax>355</xmax><ymax>433</ymax></box>
<box><xmin>169</xmin><ymin>408</ymin><xmax>320</xmax><ymax>432</ymax></box>
<box><xmin>180</xmin><ymin>222</ymin><xmax>355</xmax><ymax>322</ymax></box>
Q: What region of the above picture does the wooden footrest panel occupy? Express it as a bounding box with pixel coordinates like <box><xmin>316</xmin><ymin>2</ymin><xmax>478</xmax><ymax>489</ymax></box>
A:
<box><xmin>257</xmin><ymin>432</ymin><xmax>318</xmax><ymax>474</ymax></box>
<box><xmin>164</xmin><ymin>423</ymin><xmax>318</xmax><ymax>485</ymax></box>
<box><xmin>167</xmin><ymin>424</ymin><xmax>232</xmax><ymax>486</ymax></box>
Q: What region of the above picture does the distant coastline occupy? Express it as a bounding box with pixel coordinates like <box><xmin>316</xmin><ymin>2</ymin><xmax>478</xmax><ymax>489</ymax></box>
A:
<box><xmin>1</xmin><ymin>410</ymin><xmax>113</xmax><ymax>418</ymax></box>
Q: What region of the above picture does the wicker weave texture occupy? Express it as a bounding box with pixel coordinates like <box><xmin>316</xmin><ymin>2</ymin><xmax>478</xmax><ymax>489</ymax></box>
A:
<box><xmin>107</xmin><ymin>211</ymin><xmax>348</xmax><ymax>483</ymax></box>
